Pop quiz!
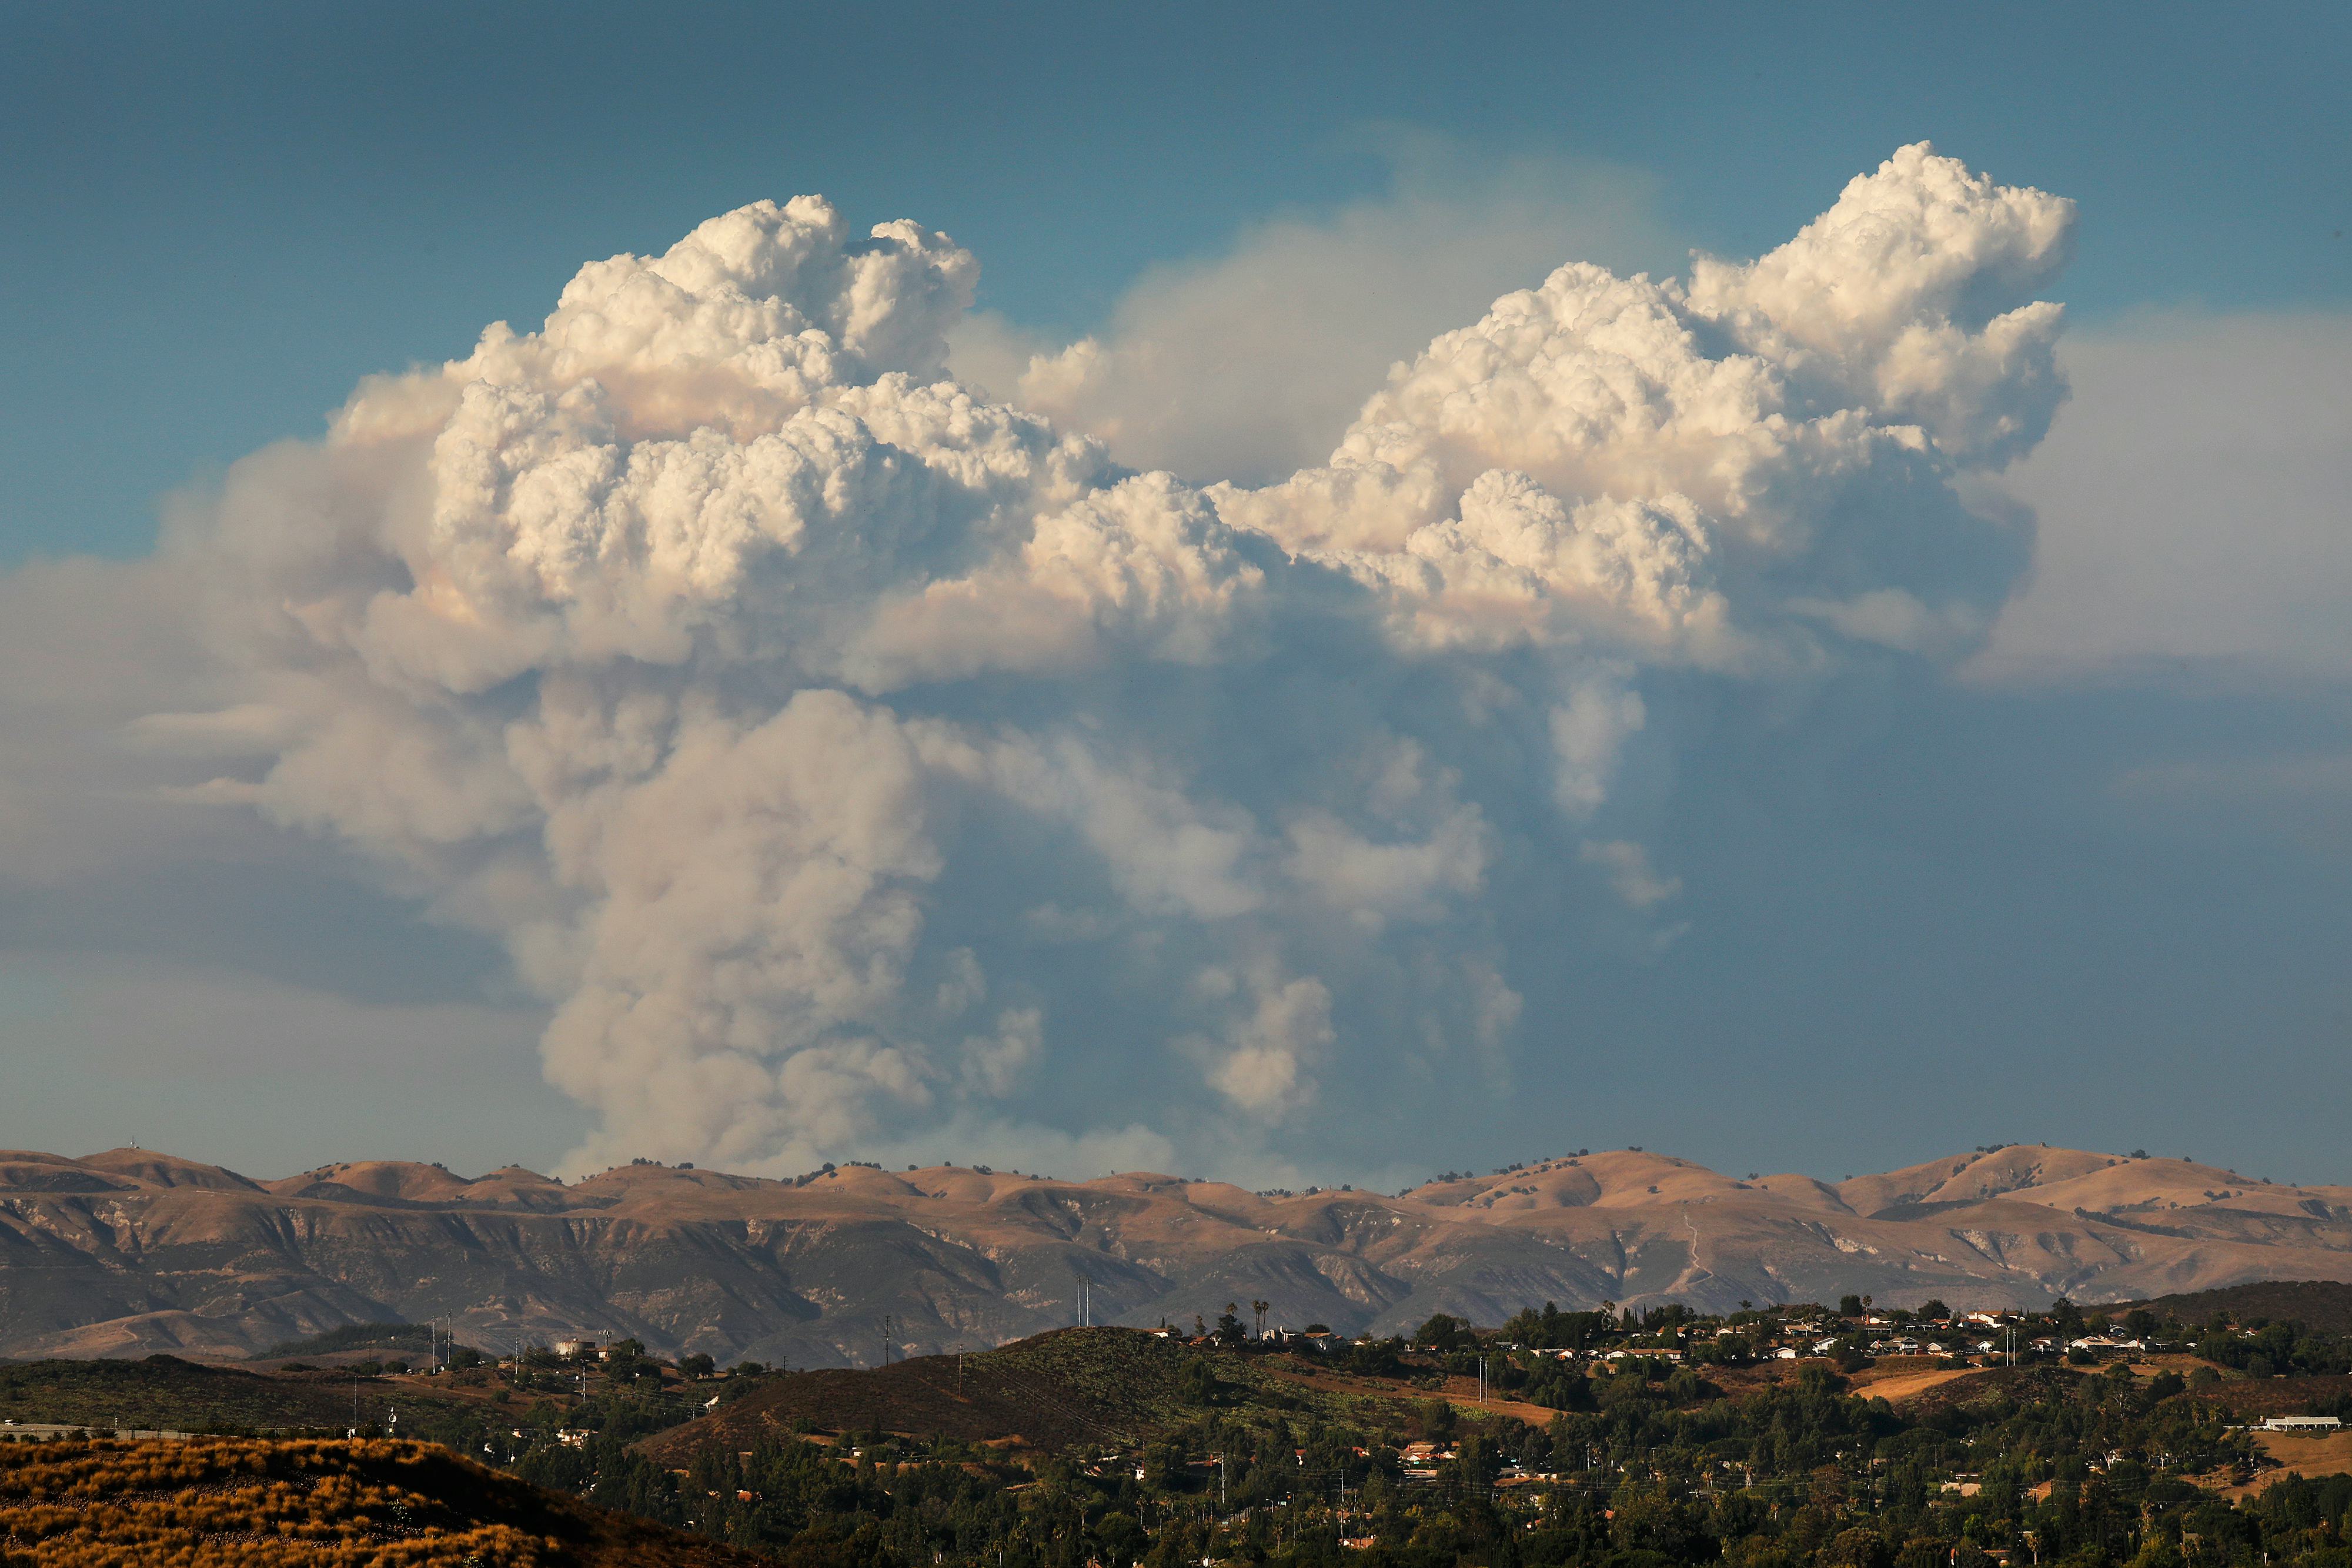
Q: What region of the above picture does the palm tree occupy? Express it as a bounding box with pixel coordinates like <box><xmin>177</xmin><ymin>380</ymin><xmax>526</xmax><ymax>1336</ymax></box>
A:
<box><xmin>1251</xmin><ymin>1300</ymin><xmax>1271</xmax><ymax>1338</ymax></box>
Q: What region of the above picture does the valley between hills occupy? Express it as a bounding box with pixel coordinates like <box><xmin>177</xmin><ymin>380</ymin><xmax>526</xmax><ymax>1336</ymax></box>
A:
<box><xmin>3</xmin><ymin>1143</ymin><xmax>2348</xmax><ymax>1366</ymax></box>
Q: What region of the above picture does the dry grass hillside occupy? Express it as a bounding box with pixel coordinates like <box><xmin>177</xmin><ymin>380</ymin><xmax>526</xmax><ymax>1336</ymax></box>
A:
<box><xmin>2116</xmin><ymin>1281</ymin><xmax>2352</xmax><ymax>1335</ymax></box>
<box><xmin>634</xmin><ymin>1326</ymin><xmax>1319</xmax><ymax>1463</ymax></box>
<box><xmin>634</xmin><ymin>1323</ymin><xmax>1612</xmax><ymax>1472</ymax></box>
<box><xmin>0</xmin><ymin>1435</ymin><xmax>762</xmax><ymax>1566</ymax></box>
<box><xmin>3</xmin><ymin>1143</ymin><xmax>2348</xmax><ymax>1368</ymax></box>
<box><xmin>0</xmin><ymin>1354</ymin><xmax>413</xmax><ymax>1431</ymax></box>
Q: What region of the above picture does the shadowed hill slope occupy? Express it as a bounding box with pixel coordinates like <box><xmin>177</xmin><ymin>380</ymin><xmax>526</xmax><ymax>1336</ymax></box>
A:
<box><xmin>636</xmin><ymin>1326</ymin><xmax>1330</xmax><ymax>1463</ymax></box>
<box><xmin>0</xmin><ymin>1354</ymin><xmax>389</xmax><ymax>1431</ymax></box>
<box><xmin>3</xmin><ymin>1144</ymin><xmax>2348</xmax><ymax>1366</ymax></box>
<box><xmin>2113</xmin><ymin>1281</ymin><xmax>2352</xmax><ymax>1335</ymax></box>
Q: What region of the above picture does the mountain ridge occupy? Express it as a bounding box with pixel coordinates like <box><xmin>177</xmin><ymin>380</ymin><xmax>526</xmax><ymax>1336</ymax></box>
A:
<box><xmin>2</xmin><ymin>1143</ymin><xmax>2347</xmax><ymax>1367</ymax></box>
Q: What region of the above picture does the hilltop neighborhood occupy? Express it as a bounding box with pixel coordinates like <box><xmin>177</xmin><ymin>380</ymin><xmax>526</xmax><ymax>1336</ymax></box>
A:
<box><xmin>1143</xmin><ymin>1294</ymin><xmax>2211</xmax><ymax>1380</ymax></box>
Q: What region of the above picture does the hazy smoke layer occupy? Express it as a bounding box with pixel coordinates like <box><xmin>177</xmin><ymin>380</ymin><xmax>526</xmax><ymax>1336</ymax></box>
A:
<box><xmin>152</xmin><ymin>148</ymin><xmax>2073</xmax><ymax>1177</ymax></box>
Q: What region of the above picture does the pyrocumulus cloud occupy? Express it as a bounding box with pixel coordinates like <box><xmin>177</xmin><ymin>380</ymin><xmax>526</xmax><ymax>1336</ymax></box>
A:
<box><xmin>132</xmin><ymin>146</ymin><xmax>2072</xmax><ymax>1178</ymax></box>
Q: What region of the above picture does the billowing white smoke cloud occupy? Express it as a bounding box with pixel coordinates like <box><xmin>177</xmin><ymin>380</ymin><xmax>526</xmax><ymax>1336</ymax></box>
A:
<box><xmin>147</xmin><ymin>147</ymin><xmax>2072</xmax><ymax>1177</ymax></box>
<box><xmin>954</xmin><ymin>143</ymin><xmax>1673</xmax><ymax>486</ymax></box>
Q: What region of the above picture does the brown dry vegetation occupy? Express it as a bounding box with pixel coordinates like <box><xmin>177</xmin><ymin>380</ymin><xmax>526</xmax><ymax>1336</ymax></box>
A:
<box><xmin>638</xmin><ymin>1326</ymin><xmax>1328</xmax><ymax>1461</ymax></box>
<box><xmin>2251</xmin><ymin>1429</ymin><xmax>2352</xmax><ymax>1482</ymax></box>
<box><xmin>2114</xmin><ymin>1281</ymin><xmax>2352</xmax><ymax>1334</ymax></box>
<box><xmin>1881</xmin><ymin>1362</ymin><xmax>2087</xmax><ymax>1419</ymax></box>
<box><xmin>9</xmin><ymin>1144</ymin><xmax>2352</xmax><ymax>1365</ymax></box>
<box><xmin>0</xmin><ymin>1436</ymin><xmax>761</xmax><ymax>1567</ymax></box>
<box><xmin>639</xmin><ymin>1326</ymin><xmax>1613</xmax><ymax>1467</ymax></box>
<box><xmin>1841</xmin><ymin>1359</ymin><xmax>1985</xmax><ymax>1403</ymax></box>
<box><xmin>2187</xmin><ymin>1374</ymin><xmax>2352</xmax><ymax>1419</ymax></box>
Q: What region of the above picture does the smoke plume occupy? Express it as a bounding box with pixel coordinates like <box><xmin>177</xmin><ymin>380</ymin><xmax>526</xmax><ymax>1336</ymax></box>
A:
<box><xmin>138</xmin><ymin>148</ymin><xmax>2072</xmax><ymax>1177</ymax></box>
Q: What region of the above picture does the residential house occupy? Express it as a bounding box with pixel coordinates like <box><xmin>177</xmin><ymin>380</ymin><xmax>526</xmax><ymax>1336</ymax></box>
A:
<box><xmin>2067</xmin><ymin>1336</ymin><xmax>2143</xmax><ymax>1355</ymax></box>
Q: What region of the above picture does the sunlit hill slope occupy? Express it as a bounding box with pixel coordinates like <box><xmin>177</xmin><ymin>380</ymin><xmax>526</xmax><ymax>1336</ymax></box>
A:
<box><xmin>1</xmin><ymin>1144</ymin><xmax>2346</xmax><ymax>1366</ymax></box>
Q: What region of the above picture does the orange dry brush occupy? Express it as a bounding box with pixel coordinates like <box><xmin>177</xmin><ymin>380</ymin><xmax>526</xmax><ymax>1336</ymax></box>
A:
<box><xmin>0</xmin><ymin>1437</ymin><xmax>560</xmax><ymax>1567</ymax></box>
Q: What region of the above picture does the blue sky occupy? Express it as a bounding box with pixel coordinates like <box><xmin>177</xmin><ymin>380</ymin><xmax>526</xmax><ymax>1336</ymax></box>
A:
<box><xmin>1</xmin><ymin>2</ymin><xmax>2347</xmax><ymax>1188</ymax></box>
<box><xmin>6</xmin><ymin>2</ymin><xmax>2346</xmax><ymax>562</ymax></box>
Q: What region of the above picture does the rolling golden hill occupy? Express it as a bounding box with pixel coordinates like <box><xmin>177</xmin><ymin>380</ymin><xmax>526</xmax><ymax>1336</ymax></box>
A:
<box><xmin>1</xmin><ymin>1144</ymin><xmax>2346</xmax><ymax>1367</ymax></box>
